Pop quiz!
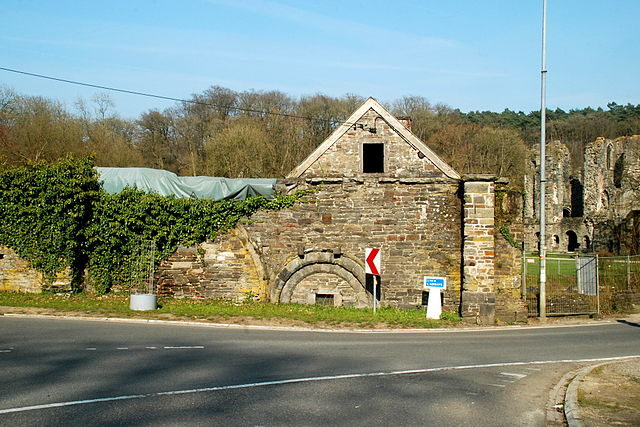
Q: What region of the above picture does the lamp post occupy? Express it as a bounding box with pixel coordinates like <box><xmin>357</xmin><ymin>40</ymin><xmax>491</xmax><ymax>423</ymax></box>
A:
<box><xmin>539</xmin><ymin>0</ymin><xmax>548</xmax><ymax>320</ymax></box>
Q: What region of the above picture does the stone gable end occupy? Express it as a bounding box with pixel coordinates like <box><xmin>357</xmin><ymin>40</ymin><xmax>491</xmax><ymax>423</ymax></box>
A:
<box><xmin>303</xmin><ymin>108</ymin><xmax>448</xmax><ymax>179</ymax></box>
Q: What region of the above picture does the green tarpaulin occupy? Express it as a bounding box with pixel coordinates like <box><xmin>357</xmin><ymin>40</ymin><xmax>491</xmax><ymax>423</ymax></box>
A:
<box><xmin>96</xmin><ymin>167</ymin><xmax>276</xmax><ymax>201</ymax></box>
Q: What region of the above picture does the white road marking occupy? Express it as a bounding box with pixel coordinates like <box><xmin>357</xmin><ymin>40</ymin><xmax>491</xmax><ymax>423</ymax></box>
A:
<box><xmin>500</xmin><ymin>372</ymin><xmax>527</xmax><ymax>379</ymax></box>
<box><xmin>85</xmin><ymin>348</ymin><xmax>97</xmax><ymax>351</ymax></box>
<box><xmin>145</xmin><ymin>347</ymin><xmax>157</xmax><ymax>349</ymax></box>
<box><xmin>0</xmin><ymin>350</ymin><xmax>12</xmax><ymax>353</ymax></box>
<box><xmin>0</xmin><ymin>355</ymin><xmax>638</xmax><ymax>415</ymax></box>
<box><xmin>487</xmin><ymin>383</ymin><xmax>506</xmax><ymax>388</ymax></box>
<box><xmin>116</xmin><ymin>347</ymin><xmax>129</xmax><ymax>350</ymax></box>
<box><xmin>163</xmin><ymin>346</ymin><xmax>204</xmax><ymax>349</ymax></box>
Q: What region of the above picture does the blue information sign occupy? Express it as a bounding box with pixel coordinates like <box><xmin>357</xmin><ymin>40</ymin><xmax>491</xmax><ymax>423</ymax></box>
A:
<box><xmin>423</xmin><ymin>276</ymin><xmax>447</xmax><ymax>289</ymax></box>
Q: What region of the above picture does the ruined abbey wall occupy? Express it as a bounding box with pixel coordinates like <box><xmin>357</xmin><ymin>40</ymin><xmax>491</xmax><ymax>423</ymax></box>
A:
<box><xmin>524</xmin><ymin>135</ymin><xmax>640</xmax><ymax>255</ymax></box>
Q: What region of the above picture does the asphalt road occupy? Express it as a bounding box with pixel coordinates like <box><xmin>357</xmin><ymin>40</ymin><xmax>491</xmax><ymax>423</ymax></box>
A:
<box><xmin>0</xmin><ymin>316</ymin><xmax>639</xmax><ymax>426</ymax></box>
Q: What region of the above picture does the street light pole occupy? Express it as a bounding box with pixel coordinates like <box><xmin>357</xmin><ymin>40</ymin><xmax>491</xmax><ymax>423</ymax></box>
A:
<box><xmin>539</xmin><ymin>0</ymin><xmax>548</xmax><ymax>320</ymax></box>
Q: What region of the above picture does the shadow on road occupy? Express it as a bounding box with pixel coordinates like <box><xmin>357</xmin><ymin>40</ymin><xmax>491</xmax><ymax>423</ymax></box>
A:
<box><xmin>616</xmin><ymin>319</ymin><xmax>640</xmax><ymax>328</ymax></box>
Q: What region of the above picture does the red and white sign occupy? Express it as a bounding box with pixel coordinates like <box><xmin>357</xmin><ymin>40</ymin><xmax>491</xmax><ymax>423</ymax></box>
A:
<box><xmin>365</xmin><ymin>248</ymin><xmax>381</xmax><ymax>275</ymax></box>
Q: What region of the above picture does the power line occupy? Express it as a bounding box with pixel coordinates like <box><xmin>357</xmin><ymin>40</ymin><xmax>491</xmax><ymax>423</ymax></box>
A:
<box><xmin>0</xmin><ymin>66</ymin><xmax>347</xmax><ymax>125</ymax></box>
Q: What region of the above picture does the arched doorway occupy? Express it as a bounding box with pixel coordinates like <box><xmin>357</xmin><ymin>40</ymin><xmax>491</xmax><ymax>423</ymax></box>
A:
<box><xmin>566</xmin><ymin>230</ymin><xmax>579</xmax><ymax>252</ymax></box>
<box><xmin>273</xmin><ymin>251</ymin><xmax>369</xmax><ymax>308</ymax></box>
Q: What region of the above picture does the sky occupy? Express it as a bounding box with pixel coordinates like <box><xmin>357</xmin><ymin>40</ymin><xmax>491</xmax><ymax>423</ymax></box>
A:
<box><xmin>1</xmin><ymin>0</ymin><xmax>639</xmax><ymax>119</ymax></box>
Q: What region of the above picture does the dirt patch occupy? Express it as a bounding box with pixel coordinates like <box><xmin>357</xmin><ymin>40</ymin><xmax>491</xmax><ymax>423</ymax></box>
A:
<box><xmin>578</xmin><ymin>359</ymin><xmax>640</xmax><ymax>426</ymax></box>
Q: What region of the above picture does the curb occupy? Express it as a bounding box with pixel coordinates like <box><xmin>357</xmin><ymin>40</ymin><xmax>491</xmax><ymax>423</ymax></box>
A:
<box><xmin>563</xmin><ymin>358</ymin><xmax>640</xmax><ymax>427</ymax></box>
<box><xmin>0</xmin><ymin>311</ymin><xmax>626</xmax><ymax>334</ymax></box>
<box><xmin>563</xmin><ymin>364</ymin><xmax>595</xmax><ymax>427</ymax></box>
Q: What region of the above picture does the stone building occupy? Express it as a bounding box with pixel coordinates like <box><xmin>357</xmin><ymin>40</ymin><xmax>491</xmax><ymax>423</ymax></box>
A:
<box><xmin>524</xmin><ymin>135</ymin><xmax>640</xmax><ymax>254</ymax></box>
<box><xmin>157</xmin><ymin>98</ymin><xmax>524</xmax><ymax>324</ymax></box>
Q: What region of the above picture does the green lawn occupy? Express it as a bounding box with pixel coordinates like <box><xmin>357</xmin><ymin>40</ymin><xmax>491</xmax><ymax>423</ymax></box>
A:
<box><xmin>0</xmin><ymin>292</ymin><xmax>462</xmax><ymax>329</ymax></box>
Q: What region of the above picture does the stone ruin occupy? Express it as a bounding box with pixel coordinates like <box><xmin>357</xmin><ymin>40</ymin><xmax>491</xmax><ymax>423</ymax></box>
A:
<box><xmin>524</xmin><ymin>135</ymin><xmax>640</xmax><ymax>255</ymax></box>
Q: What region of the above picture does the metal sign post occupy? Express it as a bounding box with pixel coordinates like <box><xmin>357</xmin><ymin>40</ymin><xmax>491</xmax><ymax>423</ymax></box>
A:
<box><xmin>373</xmin><ymin>275</ymin><xmax>377</xmax><ymax>314</ymax></box>
<box><xmin>365</xmin><ymin>248</ymin><xmax>381</xmax><ymax>314</ymax></box>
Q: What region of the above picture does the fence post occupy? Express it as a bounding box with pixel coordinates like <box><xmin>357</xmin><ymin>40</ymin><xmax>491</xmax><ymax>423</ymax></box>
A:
<box><xmin>627</xmin><ymin>255</ymin><xmax>631</xmax><ymax>289</ymax></box>
<box><xmin>522</xmin><ymin>250</ymin><xmax>527</xmax><ymax>299</ymax></box>
<box><xmin>596</xmin><ymin>254</ymin><xmax>600</xmax><ymax>315</ymax></box>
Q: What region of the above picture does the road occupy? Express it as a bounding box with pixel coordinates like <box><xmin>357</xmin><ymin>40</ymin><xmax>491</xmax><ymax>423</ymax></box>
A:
<box><xmin>0</xmin><ymin>316</ymin><xmax>638</xmax><ymax>426</ymax></box>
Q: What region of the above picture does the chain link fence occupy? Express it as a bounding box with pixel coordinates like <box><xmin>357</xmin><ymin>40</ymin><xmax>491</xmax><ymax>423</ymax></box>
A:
<box><xmin>523</xmin><ymin>253</ymin><xmax>598</xmax><ymax>316</ymax></box>
<box><xmin>524</xmin><ymin>253</ymin><xmax>640</xmax><ymax>316</ymax></box>
<box><xmin>598</xmin><ymin>255</ymin><xmax>640</xmax><ymax>312</ymax></box>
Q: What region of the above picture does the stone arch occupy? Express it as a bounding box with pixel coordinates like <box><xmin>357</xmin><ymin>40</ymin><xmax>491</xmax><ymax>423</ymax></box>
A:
<box><xmin>606</xmin><ymin>143</ymin><xmax>613</xmax><ymax>169</ymax></box>
<box><xmin>273</xmin><ymin>251</ymin><xmax>368</xmax><ymax>307</ymax></box>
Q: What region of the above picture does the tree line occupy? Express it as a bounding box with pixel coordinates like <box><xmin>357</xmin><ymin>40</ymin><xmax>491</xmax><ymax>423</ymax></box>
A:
<box><xmin>1</xmin><ymin>85</ymin><xmax>638</xmax><ymax>187</ymax></box>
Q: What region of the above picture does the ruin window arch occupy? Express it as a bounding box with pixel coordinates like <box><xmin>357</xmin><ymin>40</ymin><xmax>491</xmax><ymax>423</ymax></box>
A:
<box><xmin>606</xmin><ymin>143</ymin><xmax>613</xmax><ymax>169</ymax></box>
<box><xmin>563</xmin><ymin>208</ymin><xmax>571</xmax><ymax>218</ymax></box>
<box><xmin>583</xmin><ymin>236</ymin><xmax>591</xmax><ymax>251</ymax></box>
<box><xmin>570</xmin><ymin>178</ymin><xmax>584</xmax><ymax>217</ymax></box>
<box><xmin>566</xmin><ymin>230</ymin><xmax>579</xmax><ymax>252</ymax></box>
<box><xmin>535</xmin><ymin>232</ymin><xmax>540</xmax><ymax>251</ymax></box>
<box><xmin>614</xmin><ymin>153</ymin><xmax>625</xmax><ymax>188</ymax></box>
<box><xmin>553</xmin><ymin>235</ymin><xmax>560</xmax><ymax>247</ymax></box>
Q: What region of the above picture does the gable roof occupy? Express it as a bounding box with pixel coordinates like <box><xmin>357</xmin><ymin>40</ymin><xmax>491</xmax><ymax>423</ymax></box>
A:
<box><xmin>287</xmin><ymin>97</ymin><xmax>460</xmax><ymax>180</ymax></box>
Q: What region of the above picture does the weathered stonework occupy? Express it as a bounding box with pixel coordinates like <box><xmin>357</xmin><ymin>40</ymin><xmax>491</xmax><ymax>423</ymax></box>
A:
<box><xmin>525</xmin><ymin>135</ymin><xmax>640</xmax><ymax>255</ymax></box>
<box><xmin>460</xmin><ymin>175</ymin><xmax>498</xmax><ymax>324</ymax></box>
<box><xmin>494</xmin><ymin>187</ymin><xmax>528</xmax><ymax>323</ymax></box>
<box><xmin>155</xmin><ymin>226</ymin><xmax>266</xmax><ymax>302</ymax></box>
<box><xmin>0</xmin><ymin>245</ymin><xmax>71</xmax><ymax>293</ymax></box>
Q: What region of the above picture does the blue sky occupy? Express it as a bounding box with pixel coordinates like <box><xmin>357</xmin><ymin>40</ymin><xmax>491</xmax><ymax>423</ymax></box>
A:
<box><xmin>1</xmin><ymin>0</ymin><xmax>638</xmax><ymax>118</ymax></box>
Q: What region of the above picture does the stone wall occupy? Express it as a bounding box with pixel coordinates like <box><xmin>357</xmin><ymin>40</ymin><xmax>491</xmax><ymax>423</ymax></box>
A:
<box><xmin>248</xmin><ymin>178</ymin><xmax>463</xmax><ymax>309</ymax></box>
<box><xmin>494</xmin><ymin>188</ymin><xmax>528</xmax><ymax>323</ymax></box>
<box><xmin>461</xmin><ymin>176</ymin><xmax>496</xmax><ymax>324</ymax></box>
<box><xmin>0</xmin><ymin>245</ymin><xmax>71</xmax><ymax>293</ymax></box>
<box><xmin>156</xmin><ymin>227</ymin><xmax>266</xmax><ymax>302</ymax></box>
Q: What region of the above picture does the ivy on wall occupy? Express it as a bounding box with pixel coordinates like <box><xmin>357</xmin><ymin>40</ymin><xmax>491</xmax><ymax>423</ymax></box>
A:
<box><xmin>0</xmin><ymin>157</ymin><xmax>100</xmax><ymax>288</ymax></box>
<box><xmin>0</xmin><ymin>157</ymin><xmax>307</xmax><ymax>294</ymax></box>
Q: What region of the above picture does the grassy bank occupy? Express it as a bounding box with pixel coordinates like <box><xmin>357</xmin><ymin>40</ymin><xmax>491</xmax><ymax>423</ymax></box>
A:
<box><xmin>0</xmin><ymin>292</ymin><xmax>461</xmax><ymax>329</ymax></box>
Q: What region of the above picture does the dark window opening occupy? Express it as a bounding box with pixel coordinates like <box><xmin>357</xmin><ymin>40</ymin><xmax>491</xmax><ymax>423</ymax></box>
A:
<box><xmin>563</xmin><ymin>208</ymin><xmax>571</xmax><ymax>218</ymax></box>
<box><xmin>614</xmin><ymin>154</ymin><xmax>625</xmax><ymax>188</ymax></box>
<box><xmin>570</xmin><ymin>178</ymin><xmax>584</xmax><ymax>217</ymax></box>
<box><xmin>583</xmin><ymin>236</ymin><xmax>591</xmax><ymax>251</ymax></box>
<box><xmin>315</xmin><ymin>294</ymin><xmax>334</xmax><ymax>306</ymax></box>
<box><xmin>363</xmin><ymin>143</ymin><xmax>384</xmax><ymax>173</ymax></box>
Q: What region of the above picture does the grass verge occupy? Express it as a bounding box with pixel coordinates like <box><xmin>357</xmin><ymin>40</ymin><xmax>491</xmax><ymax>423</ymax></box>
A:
<box><xmin>0</xmin><ymin>292</ymin><xmax>462</xmax><ymax>329</ymax></box>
